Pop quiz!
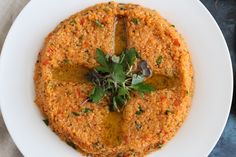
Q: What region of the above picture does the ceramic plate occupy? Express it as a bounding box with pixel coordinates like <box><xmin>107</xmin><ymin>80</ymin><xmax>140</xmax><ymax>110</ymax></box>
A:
<box><xmin>0</xmin><ymin>0</ymin><xmax>233</xmax><ymax>156</ymax></box>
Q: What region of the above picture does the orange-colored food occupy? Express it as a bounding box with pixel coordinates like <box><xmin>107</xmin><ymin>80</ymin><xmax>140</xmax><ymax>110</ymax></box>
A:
<box><xmin>34</xmin><ymin>2</ymin><xmax>194</xmax><ymax>157</ymax></box>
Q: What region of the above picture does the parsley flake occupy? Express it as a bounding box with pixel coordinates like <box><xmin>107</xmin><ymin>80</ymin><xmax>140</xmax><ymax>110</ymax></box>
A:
<box><xmin>81</xmin><ymin>108</ymin><xmax>93</xmax><ymax>113</ymax></box>
<box><xmin>131</xmin><ymin>18</ymin><xmax>140</xmax><ymax>25</ymax></box>
<box><xmin>43</xmin><ymin>119</ymin><xmax>49</xmax><ymax>126</ymax></box>
<box><xmin>95</xmin><ymin>20</ymin><xmax>104</xmax><ymax>28</ymax></box>
<box><xmin>156</xmin><ymin>56</ymin><xmax>163</xmax><ymax>66</ymax></box>
<box><xmin>135</xmin><ymin>106</ymin><xmax>144</xmax><ymax>115</ymax></box>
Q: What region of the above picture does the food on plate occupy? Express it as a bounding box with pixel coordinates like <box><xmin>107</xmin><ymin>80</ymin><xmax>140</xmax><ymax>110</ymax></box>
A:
<box><xmin>34</xmin><ymin>2</ymin><xmax>194</xmax><ymax>156</ymax></box>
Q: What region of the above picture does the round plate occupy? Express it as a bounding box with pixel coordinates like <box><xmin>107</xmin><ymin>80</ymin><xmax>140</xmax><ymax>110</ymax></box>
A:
<box><xmin>0</xmin><ymin>0</ymin><xmax>233</xmax><ymax>157</ymax></box>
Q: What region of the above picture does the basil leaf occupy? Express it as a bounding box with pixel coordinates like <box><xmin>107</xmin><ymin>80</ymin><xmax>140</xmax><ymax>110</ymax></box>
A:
<box><xmin>72</xmin><ymin>112</ymin><xmax>80</xmax><ymax>116</ymax></box>
<box><xmin>132</xmin><ymin>83</ymin><xmax>155</xmax><ymax>93</ymax></box>
<box><xmin>156</xmin><ymin>56</ymin><xmax>163</xmax><ymax>66</ymax></box>
<box><xmin>89</xmin><ymin>86</ymin><xmax>105</xmax><ymax>103</ymax></box>
<box><xmin>118</xmin><ymin>87</ymin><xmax>129</xmax><ymax>96</ymax></box>
<box><xmin>112</xmin><ymin>63</ymin><xmax>125</xmax><ymax>83</ymax></box>
<box><xmin>125</xmin><ymin>48</ymin><xmax>137</xmax><ymax>66</ymax></box>
<box><xmin>96</xmin><ymin>48</ymin><xmax>109</xmax><ymax>67</ymax></box>
<box><xmin>95</xmin><ymin>66</ymin><xmax>110</xmax><ymax>73</ymax></box>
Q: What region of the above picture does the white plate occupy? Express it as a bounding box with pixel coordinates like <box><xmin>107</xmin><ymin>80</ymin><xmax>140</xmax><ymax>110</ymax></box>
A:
<box><xmin>0</xmin><ymin>0</ymin><xmax>233</xmax><ymax>157</ymax></box>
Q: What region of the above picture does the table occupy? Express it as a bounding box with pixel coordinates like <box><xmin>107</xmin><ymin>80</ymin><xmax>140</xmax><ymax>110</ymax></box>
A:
<box><xmin>0</xmin><ymin>0</ymin><xmax>235</xmax><ymax>156</ymax></box>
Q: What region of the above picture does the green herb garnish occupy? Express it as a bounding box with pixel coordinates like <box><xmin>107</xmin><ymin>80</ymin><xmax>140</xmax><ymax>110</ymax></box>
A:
<box><xmin>81</xmin><ymin>108</ymin><xmax>93</xmax><ymax>113</ymax></box>
<box><xmin>62</xmin><ymin>59</ymin><xmax>70</xmax><ymax>64</ymax></box>
<box><xmin>70</xmin><ymin>19</ymin><xmax>77</xmax><ymax>25</ymax></box>
<box><xmin>135</xmin><ymin>121</ymin><xmax>142</xmax><ymax>130</ymax></box>
<box><xmin>116</xmin><ymin>152</ymin><xmax>124</xmax><ymax>157</ymax></box>
<box><xmin>87</xmin><ymin>48</ymin><xmax>155</xmax><ymax>112</ymax></box>
<box><xmin>66</xmin><ymin>141</ymin><xmax>76</xmax><ymax>149</ymax></box>
<box><xmin>72</xmin><ymin>112</ymin><xmax>80</xmax><ymax>116</ymax></box>
<box><xmin>186</xmin><ymin>90</ymin><xmax>189</xmax><ymax>95</ymax></box>
<box><xmin>43</xmin><ymin>119</ymin><xmax>49</xmax><ymax>126</ymax></box>
<box><xmin>79</xmin><ymin>35</ymin><xmax>84</xmax><ymax>41</ymax></box>
<box><xmin>135</xmin><ymin>106</ymin><xmax>144</xmax><ymax>115</ymax></box>
<box><xmin>165</xmin><ymin>109</ymin><xmax>172</xmax><ymax>115</ymax></box>
<box><xmin>131</xmin><ymin>18</ymin><xmax>140</xmax><ymax>25</ymax></box>
<box><xmin>95</xmin><ymin>20</ymin><xmax>104</xmax><ymax>28</ymax></box>
<box><xmin>89</xmin><ymin>86</ymin><xmax>105</xmax><ymax>103</ymax></box>
<box><xmin>156</xmin><ymin>56</ymin><xmax>163</xmax><ymax>66</ymax></box>
<box><xmin>157</xmin><ymin>142</ymin><xmax>163</xmax><ymax>148</ymax></box>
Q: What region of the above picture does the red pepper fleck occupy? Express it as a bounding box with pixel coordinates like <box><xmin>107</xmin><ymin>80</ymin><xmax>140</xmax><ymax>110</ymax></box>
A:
<box><xmin>174</xmin><ymin>99</ymin><xmax>181</xmax><ymax>106</ymax></box>
<box><xmin>76</xmin><ymin>88</ymin><xmax>87</xmax><ymax>98</ymax></box>
<box><xmin>163</xmin><ymin>131</ymin><xmax>168</xmax><ymax>136</ymax></box>
<box><xmin>47</xmin><ymin>47</ymin><xmax>54</xmax><ymax>55</ymax></box>
<box><xmin>173</xmin><ymin>39</ymin><xmax>180</xmax><ymax>46</ymax></box>
<box><xmin>76</xmin><ymin>88</ymin><xmax>81</xmax><ymax>98</ymax></box>
<box><xmin>160</xmin><ymin>95</ymin><xmax>166</xmax><ymax>102</ymax></box>
<box><xmin>42</xmin><ymin>60</ymin><xmax>49</xmax><ymax>65</ymax></box>
<box><xmin>83</xmin><ymin>41</ymin><xmax>89</xmax><ymax>48</ymax></box>
<box><xmin>142</xmin><ymin>135</ymin><xmax>148</xmax><ymax>140</ymax></box>
<box><xmin>123</xmin><ymin>135</ymin><xmax>129</xmax><ymax>144</ymax></box>
<box><xmin>80</xmin><ymin>18</ymin><xmax>85</xmax><ymax>25</ymax></box>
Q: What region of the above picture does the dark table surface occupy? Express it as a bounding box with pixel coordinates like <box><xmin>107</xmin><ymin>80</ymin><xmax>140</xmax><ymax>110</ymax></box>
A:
<box><xmin>199</xmin><ymin>0</ymin><xmax>236</xmax><ymax>157</ymax></box>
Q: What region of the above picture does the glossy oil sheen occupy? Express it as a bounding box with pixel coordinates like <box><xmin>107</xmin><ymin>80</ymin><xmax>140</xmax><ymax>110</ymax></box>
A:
<box><xmin>52</xmin><ymin>64</ymin><xmax>89</xmax><ymax>83</ymax></box>
<box><xmin>145</xmin><ymin>73</ymin><xmax>177</xmax><ymax>90</ymax></box>
<box><xmin>114</xmin><ymin>16</ymin><xmax>127</xmax><ymax>55</ymax></box>
<box><xmin>103</xmin><ymin>112</ymin><xmax>123</xmax><ymax>146</ymax></box>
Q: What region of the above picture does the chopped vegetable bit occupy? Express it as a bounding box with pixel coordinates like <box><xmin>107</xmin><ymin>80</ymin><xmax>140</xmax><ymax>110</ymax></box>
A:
<box><xmin>79</xmin><ymin>35</ymin><xmax>84</xmax><ymax>40</ymax></box>
<box><xmin>93</xmin><ymin>141</ymin><xmax>99</xmax><ymax>146</ymax></box>
<box><xmin>42</xmin><ymin>60</ymin><xmax>49</xmax><ymax>65</ymax></box>
<box><xmin>131</xmin><ymin>18</ymin><xmax>140</xmax><ymax>25</ymax></box>
<box><xmin>43</xmin><ymin>119</ymin><xmax>49</xmax><ymax>126</ymax></box>
<box><xmin>81</xmin><ymin>108</ymin><xmax>93</xmax><ymax>113</ymax></box>
<box><xmin>70</xmin><ymin>19</ymin><xmax>77</xmax><ymax>25</ymax></box>
<box><xmin>95</xmin><ymin>20</ymin><xmax>104</xmax><ymax>28</ymax></box>
<box><xmin>186</xmin><ymin>90</ymin><xmax>189</xmax><ymax>95</ymax></box>
<box><xmin>66</xmin><ymin>141</ymin><xmax>76</xmax><ymax>149</ymax></box>
<box><xmin>72</xmin><ymin>112</ymin><xmax>80</xmax><ymax>116</ymax></box>
<box><xmin>135</xmin><ymin>106</ymin><xmax>144</xmax><ymax>115</ymax></box>
<box><xmin>116</xmin><ymin>152</ymin><xmax>124</xmax><ymax>157</ymax></box>
<box><xmin>119</xmin><ymin>5</ymin><xmax>126</xmax><ymax>10</ymax></box>
<box><xmin>171</xmin><ymin>24</ymin><xmax>175</xmax><ymax>27</ymax></box>
<box><xmin>165</xmin><ymin>109</ymin><xmax>172</xmax><ymax>115</ymax></box>
<box><xmin>173</xmin><ymin>39</ymin><xmax>180</xmax><ymax>46</ymax></box>
<box><xmin>156</xmin><ymin>56</ymin><xmax>163</xmax><ymax>66</ymax></box>
<box><xmin>135</xmin><ymin>121</ymin><xmax>142</xmax><ymax>130</ymax></box>
<box><xmin>62</xmin><ymin>59</ymin><xmax>70</xmax><ymax>64</ymax></box>
<box><xmin>156</xmin><ymin>142</ymin><xmax>163</xmax><ymax>148</ymax></box>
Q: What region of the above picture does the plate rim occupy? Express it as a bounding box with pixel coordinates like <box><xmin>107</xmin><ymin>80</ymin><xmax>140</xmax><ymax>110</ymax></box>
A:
<box><xmin>0</xmin><ymin>0</ymin><xmax>233</xmax><ymax>156</ymax></box>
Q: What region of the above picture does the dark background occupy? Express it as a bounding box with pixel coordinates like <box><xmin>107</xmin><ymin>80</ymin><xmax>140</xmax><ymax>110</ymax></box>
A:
<box><xmin>200</xmin><ymin>0</ymin><xmax>236</xmax><ymax>157</ymax></box>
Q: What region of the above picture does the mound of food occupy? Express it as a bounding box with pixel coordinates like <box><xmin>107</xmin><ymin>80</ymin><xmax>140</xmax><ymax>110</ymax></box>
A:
<box><xmin>34</xmin><ymin>2</ymin><xmax>193</xmax><ymax>157</ymax></box>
